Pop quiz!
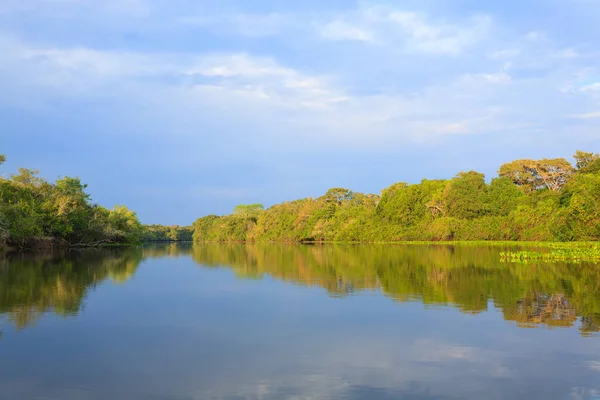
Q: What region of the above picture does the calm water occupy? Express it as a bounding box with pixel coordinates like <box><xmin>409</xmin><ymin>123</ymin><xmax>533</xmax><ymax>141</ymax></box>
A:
<box><xmin>1</xmin><ymin>244</ymin><xmax>600</xmax><ymax>400</ymax></box>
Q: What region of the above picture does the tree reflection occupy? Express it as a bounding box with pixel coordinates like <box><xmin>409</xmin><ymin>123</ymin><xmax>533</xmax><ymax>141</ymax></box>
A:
<box><xmin>192</xmin><ymin>244</ymin><xmax>600</xmax><ymax>335</ymax></box>
<box><xmin>1</xmin><ymin>244</ymin><xmax>598</xmax><ymax>335</ymax></box>
<box><xmin>0</xmin><ymin>244</ymin><xmax>192</xmax><ymax>332</ymax></box>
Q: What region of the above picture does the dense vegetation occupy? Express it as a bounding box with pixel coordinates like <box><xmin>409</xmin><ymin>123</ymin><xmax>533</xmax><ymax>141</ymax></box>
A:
<box><xmin>0</xmin><ymin>155</ymin><xmax>143</xmax><ymax>248</ymax></box>
<box><xmin>142</xmin><ymin>225</ymin><xmax>194</xmax><ymax>242</ymax></box>
<box><xmin>193</xmin><ymin>151</ymin><xmax>600</xmax><ymax>243</ymax></box>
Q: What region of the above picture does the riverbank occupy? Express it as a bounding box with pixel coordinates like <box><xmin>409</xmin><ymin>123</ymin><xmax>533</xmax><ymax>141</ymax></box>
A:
<box><xmin>0</xmin><ymin>238</ymin><xmax>140</xmax><ymax>252</ymax></box>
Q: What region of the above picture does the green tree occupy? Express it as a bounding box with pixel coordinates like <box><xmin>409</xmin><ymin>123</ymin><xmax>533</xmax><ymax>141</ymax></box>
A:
<box><xmin>486</xmin><ymin>177</ymin><xmax>524</xmax><ymax>216</ymax></box>
<box><xmin>442</xmin><ymin>171</ymin><xmax>487</xmax><ymax>220</ymax></box>
<box><xmin>233</xmin><ymin>204</ymin><xmax>264</xmax><ymax>217</ymax></box>
<box><xmin>106</xmin><ymin>206</ymin><xmax>143</xmax><ymax>244</ymax></box>
<box><xmin>45</xmin><ymin>177</ymin><xmax>93</xmax><ymax>241</ymax></box>
<box><xmin>498</xmin><ymin>158</ymin><xmax>574</xmax><ymax>193</ymax></box>
<box><xmin>573</xmin><ymin>150</ymin><xmax>599</xmax><ymax>170</ymax></box>
<box><xmin>168</xmin><ymin>226</ymin><xmax>179</xmax><ymax>241</ymax></box>
<box><xmin>323</xmin><ymin>188</ymin><xmax>355</xmax><ymax>205</ymax></box>
<box><xmin>561</xmin><ymin>173</ymin><xmax>600</xmax><ymax>240</ymax></box>
<box><xmin>192</xmin><ymin>215</ymin><xmax>221</xmax><ymax>242</ymax></box>
<box><xmin>378</xmin><ymin>180</ymin><xmax>446</xmax><ymax>226</ymax></box>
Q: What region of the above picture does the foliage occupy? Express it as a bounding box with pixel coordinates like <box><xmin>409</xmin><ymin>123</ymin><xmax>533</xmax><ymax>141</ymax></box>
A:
<box><xmin>579</xmin><ymin>157</ymin><xmax>600</xmax><ymax>175</ymax></box>
<box><xmin>442</xmin><ymin>171</ymin><xmax>487</xmax><ymax>219</ymax></box>
<box><xmin>192</xmin><ymin>215</ymin><xmax>222</xmax><ymax>242</ymax></box>
<box><xmin>574</xmin><ymin>150</ymin><xmax>599</xmax><ymax>170</ymax></box>
<box><xmin>486</xmin><ymin>177</ymin><xmax>524</xmax><ymax>216</ymax></box>
<box><xmin>233</xmin><ymin>204</ymin><xmax>264</xmax><ymax>217</ymax></box>
<box><xmin>498</xmin><ymin>158</ymin><xmax>574</xmax><ymax>193</ymax></box>
<box><xmin>0</xmin><ymin>157</ymin><xmax>142</xmax><ymax>248</ymax></box>
<box><xmin>192</xmin><ymin>150</ymin><xmax>600</xmax><ymax>243</ymax></box>
<box><xmin>142</xmin><ymin>225</ymin><xmax>194</xmax><ymax>242</ymax></box>
<box><xmin>378</xmin><ymin>180</ymin><xmax>444</xmax><ymax>225</ymax></box>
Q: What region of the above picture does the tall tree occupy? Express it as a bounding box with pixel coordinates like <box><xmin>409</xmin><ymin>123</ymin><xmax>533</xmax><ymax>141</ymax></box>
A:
<box><xmin>322</xmin><ymin>188</ymin><xmax>354</xmax><ymax>205</ymax></box>
<box><xmin>498</xmin><ymin>158</ymin><xmax>574</xmax><ymax>193</ymax></box>
<box><xmin>573</xmin><ymin>150</ymin><xmax>599</xmax><ymax>170</ymax></box>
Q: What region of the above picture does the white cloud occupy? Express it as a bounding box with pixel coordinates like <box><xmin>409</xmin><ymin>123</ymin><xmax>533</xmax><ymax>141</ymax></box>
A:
<box><xmin>0</xmin><ymin>35</ymin><xmax>345</xmax><ymax>110</ymax></box>
<box><xmin>1</xmin><ymin>0</ymin><xmax>599</xmax><ymax>154</ymax></box>
<box><xmin>0</xmin><ymin>33</ymin><xmax>592</xmax><ymax>152</ymax></box>
<box><xmin>391</xmin><ymin>12</ymin><xmax>490</xmax><ymax>55</ymax></box>
<box><xmin>573</xmin><ymin>111</ymin><xmax>600</xmax><ymax>119</ymax></box>
<box><xmin>319</xmin><ymin>20</ymin><xmax>377</xmax><ymax>43</ymax></box>
<box><xmin>581</xmin><ymin>82</ymin><xmax>600</xmax><ymax>92</ymax></box>
<box><xmin>317</xmin><ymin>6</ymin><xmax>491</xmax><ymax>55</ymax></box>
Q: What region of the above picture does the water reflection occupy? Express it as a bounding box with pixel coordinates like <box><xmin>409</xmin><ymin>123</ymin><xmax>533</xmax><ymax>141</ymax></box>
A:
<box><xmin>0</xmin><ymin>243</ymin><xmax>192</xmax><ymax>332</ymax></box>
<box><xmin>1</xmin><ymin>243</ymin><xmax>599</xmax><ymax>335</ymax></box>
<box><xmin>1</xmin><ymin>243</ymin><xmax>600</xmax><ymax>399</ymax></box>
<box><xmin>192</xmin><ymin>244</ymin><xmax>600</xmax><ymax>335</ymax></box>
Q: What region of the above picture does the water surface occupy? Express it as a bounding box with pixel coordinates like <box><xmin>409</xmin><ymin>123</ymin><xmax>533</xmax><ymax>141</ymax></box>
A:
<box><xmin>1</xmin><ymin>244</ymin><xmax>599</xmax><ymax>399</ymax></box>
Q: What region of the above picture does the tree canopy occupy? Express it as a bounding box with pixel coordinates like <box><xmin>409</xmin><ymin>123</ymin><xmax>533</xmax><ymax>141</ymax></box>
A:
<box><xmin>498</xmin><ymin>158</ymin><xmax>574</xmax><ymax>193</ymax></box>
<box><xmin>193</xmin><ymin>150</ymin><xmax>600</xmax><ymax>243</ymax></box>
<box><xmin>1</xmin><ymin>156</ymin><xmax>143</xmax><ymax>248</ymax></box>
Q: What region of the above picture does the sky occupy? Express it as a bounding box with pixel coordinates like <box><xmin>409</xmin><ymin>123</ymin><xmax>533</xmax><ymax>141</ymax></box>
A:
<box><xmin>1</xmin><ymin>0</ymin><xmax>600</xmax><ymax>225</ymax></box>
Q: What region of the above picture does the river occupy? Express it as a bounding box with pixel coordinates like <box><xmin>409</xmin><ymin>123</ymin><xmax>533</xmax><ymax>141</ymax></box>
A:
<box><xmin>1</xmin><ymin>243</ymin><xmax>599</xmax><ymax>399</ymax></box>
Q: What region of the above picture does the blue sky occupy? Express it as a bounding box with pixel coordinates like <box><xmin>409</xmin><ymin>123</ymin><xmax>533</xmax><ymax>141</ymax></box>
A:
<box><xmin>2</xmin><ymin>0</ymin><xmax>600</xmax><ymax>225</ymax></box>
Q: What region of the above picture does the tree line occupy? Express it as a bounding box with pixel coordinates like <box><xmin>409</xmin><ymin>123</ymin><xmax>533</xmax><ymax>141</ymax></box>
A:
<box><xmin>0</xmin><ymin>155</ymin><xmax>145</xmax><ymax>248</ymax></box>
<box><xmin>142</xmin><ymin>225</ymin><xmax>194</xmax><ymax>242</ymax></box>
<box><xmin>0</xmin><ymin>155</ymin><xmax>194</xmax><ymax>248</ymax></box>
<box><xmin>193</xmin><ymin>151</ymin><xmax>600</xmax><ymax>242</ymax></box>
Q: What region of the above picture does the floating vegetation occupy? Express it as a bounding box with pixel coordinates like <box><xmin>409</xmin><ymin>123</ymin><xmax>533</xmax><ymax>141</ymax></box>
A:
<box><xmin>500</xmin><ymin>244</ymin><xmax>600</xmax><ymax>263</ymax></box>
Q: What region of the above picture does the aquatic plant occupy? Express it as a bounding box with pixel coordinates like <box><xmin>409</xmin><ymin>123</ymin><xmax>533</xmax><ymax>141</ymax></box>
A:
<box><xmin>500</xmin><ymin>244</ymin><xmax>600</xmax><ymax>263</ymax></box>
